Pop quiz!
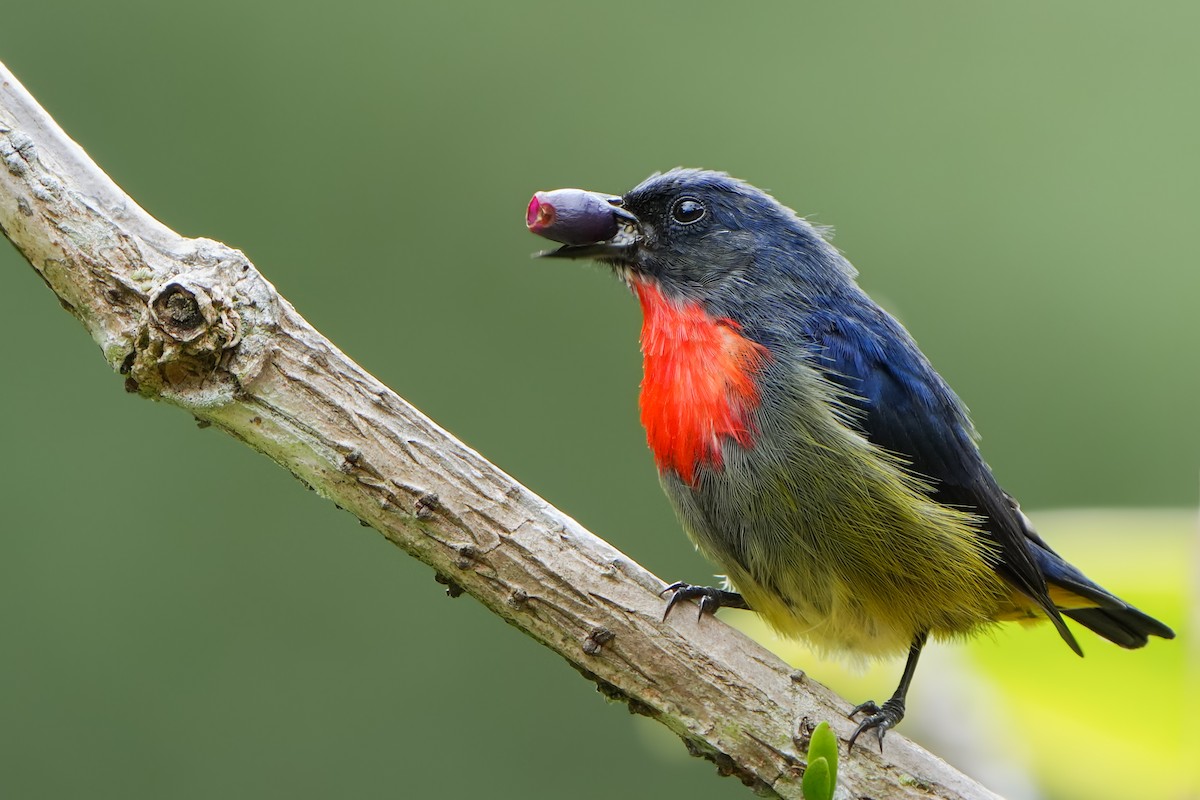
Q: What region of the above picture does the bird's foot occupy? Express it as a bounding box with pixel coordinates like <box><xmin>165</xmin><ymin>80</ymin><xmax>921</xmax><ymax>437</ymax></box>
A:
<box><xmin>660</xmin><ymin>582</ymin><xmax>750</xmax><ymax>621</ymax></box>
<box><xmin>847</xmin><ymin>697</ymin><xmax>905</xmax><ymax>753</ymax></box>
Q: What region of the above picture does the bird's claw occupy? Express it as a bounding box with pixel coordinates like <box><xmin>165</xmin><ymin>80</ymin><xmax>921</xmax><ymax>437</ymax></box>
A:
<box><xmin>660</xmin><ymin>581</ymin><xmax>735</xmax><ymax>621</ymax></box>
<box><xmin>847</xmin><ymin>698</ymin><xmax>905</xmax><ymax>753</ymax></box>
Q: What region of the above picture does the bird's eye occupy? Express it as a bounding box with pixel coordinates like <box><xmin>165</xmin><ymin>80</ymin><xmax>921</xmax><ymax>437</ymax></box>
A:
<box><xmin>670</xmin><ymin>197</ymin><xmax>706</xmax><ymax>225</ymax></box>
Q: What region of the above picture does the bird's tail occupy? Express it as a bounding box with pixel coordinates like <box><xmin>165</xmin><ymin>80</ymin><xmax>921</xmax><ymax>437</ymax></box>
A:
<box><xmin>1033</xmin><ymin>546</ymin><xmax>1175</xmax><ymax>649</ymax></box>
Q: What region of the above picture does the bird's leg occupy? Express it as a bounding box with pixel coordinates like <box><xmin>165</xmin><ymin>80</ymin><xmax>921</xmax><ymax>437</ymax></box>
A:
<box><xmin>660</xmin><ymin>581</ymin><xmax>752</xmax><ymax>621</ymax></box>
<box><xmin>847</xmin><ymin>631</ymin><xmax>928</xmax><ymax>752</ymax></box>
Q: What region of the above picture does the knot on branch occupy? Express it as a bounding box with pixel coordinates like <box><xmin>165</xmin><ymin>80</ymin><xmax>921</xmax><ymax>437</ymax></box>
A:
<box><xmin>150</xmin><ymin>280</ymin><xmax>236</xmax><ymax>345</ymax></box>
<box><xmin>128</xmin><ymin>241</ymin><xmax>277</xmax><ymax>406</ymax></box>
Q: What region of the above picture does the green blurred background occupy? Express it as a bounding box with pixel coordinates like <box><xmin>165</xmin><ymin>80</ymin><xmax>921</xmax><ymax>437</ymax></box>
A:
<box><xmin>2</xmin><ymin>3</ymin><xmax>1196</xmax><ymax>798</ymax></box>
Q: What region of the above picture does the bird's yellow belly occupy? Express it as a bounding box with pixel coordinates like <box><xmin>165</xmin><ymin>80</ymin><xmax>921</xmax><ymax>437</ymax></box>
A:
<box><xmin>670</xmin><ymin>430</ymin><xmax>1013</xmax><ymax>659</ymax></box>
<box><xmin>715</xmin><ymin>547</ymin><xmax>1008</xmax><ymax>659</ymax></box>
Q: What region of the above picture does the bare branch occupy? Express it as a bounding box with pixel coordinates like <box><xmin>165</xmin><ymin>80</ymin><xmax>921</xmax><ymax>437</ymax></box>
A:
<box><xmin>0</xmin><ymin>61</ymin><xmax>1000</xmax><ymax>800</ymax></box>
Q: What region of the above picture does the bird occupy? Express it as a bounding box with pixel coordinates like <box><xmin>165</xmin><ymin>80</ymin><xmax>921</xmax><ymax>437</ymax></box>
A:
<box><xmin>525</xmin><ymin>169</ymin><xmax>1174</xmax><ymax>750</ymax></box>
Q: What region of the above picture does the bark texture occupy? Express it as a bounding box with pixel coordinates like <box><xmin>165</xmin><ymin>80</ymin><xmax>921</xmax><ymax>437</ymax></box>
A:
<box><xmin>0</xmin><ymin>62</ymin><xmax>1001</xmax><ymax>800</ymax></box>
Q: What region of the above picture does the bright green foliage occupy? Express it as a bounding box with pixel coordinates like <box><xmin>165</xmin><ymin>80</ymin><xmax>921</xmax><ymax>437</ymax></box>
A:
<box><xmin>801</xmin><ymin>722</ymin><xmax>839</xmax><ymax>800</ymax></box>
<box><xmin>801</xmin><ymin>757</ymin><xmax>830</xmax><ymax>800</ymax></box>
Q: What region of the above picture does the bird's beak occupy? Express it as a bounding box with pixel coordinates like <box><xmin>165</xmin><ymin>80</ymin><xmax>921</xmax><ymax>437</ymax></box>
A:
<box><xmin>526</xmin><ymin>189</ymin><xmax>641</xmax><ymax>261</ymax></box>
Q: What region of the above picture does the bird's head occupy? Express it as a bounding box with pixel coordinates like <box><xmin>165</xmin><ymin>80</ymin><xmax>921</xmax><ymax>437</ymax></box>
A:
<box><xmin>529</xmin><ymin>168</ymin><xmax>848</xmax><ymax>306</ymax></box>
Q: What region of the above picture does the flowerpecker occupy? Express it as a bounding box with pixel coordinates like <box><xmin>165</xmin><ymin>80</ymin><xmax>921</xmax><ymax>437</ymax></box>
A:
<box><xmin>526</xmin><ymin>169</ymin><xmax>1174</xmax><ymax>748</ymax></box>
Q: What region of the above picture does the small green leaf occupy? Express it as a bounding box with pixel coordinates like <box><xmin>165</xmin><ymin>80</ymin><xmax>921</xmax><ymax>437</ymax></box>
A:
<box><xmin>807</xmin><ymin>721</ymin><xmax>839</xmax><ymax>793</ymax></box>
<box><xmin>802</xmin><ymin>756</ymin><xmax>831</xmax><ymax>800</ymax></box>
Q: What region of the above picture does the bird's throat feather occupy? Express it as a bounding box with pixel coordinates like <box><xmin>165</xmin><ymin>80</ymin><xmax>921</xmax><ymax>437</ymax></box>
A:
<box><xmin>635</xmin><ymin>280</ymin><xmax>769</xmax><ymax>484</ymax></box>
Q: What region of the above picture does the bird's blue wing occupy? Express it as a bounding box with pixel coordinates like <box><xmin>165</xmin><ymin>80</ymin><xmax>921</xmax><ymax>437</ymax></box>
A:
<box><xmin>798</xmin><ymin>296</ymin><xmax>1080</xmax><ymax>651</ymax></box>
<box><xmin>802</xmin><ymin>300</ymin><xmax>982</xmax><ymax>490</ymax></box>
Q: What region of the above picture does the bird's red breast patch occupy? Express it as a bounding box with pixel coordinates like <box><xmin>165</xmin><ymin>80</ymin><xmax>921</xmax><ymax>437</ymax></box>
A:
<box><xmin>634</xmin><ymin>279</ymin><xmax>769</xmax><ymax>485</ymax></box>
